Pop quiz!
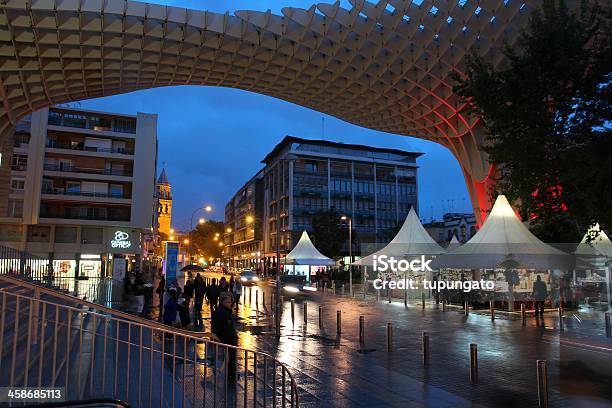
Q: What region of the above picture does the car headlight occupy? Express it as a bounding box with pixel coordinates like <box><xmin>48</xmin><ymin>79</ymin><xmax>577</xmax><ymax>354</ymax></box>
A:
<box><xmin>283</xmin><ymin>286</ymin><xmax>300</xmax><ymax>293</ymax></box>
<box><xmin>302</xmin><ymin>286</ymin><xmax>317</xmax><ymax>292</ymax></box>
<box><xmin>240</xmin><ymin>277</ymin><xmax>247</xmax><ymax>282</ymax></box>
<box><xmin>252</xmin><ymin>276</ymin><xmax>260</xmax><ymax>282</ymax></box>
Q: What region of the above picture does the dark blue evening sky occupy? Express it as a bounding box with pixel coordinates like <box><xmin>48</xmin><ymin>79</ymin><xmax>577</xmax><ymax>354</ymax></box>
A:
<box><xmin>78</xmin><ymin>0</ymin><xmax>470</xmax><ymax>230</ymax></box>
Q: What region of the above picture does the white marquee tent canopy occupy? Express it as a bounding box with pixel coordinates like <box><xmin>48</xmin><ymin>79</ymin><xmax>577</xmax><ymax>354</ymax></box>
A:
<box><xmin>353</xmin><ymin>207</ymin><xmax>445</xmax><ymax>267</ymax></box>
<box><xmin>282</xmin><ymin>231</ymin><xmax>336</xmax><ymax>266</ymax></box>
<box><xmin>431</xmin><ymin>195</ymin><xmax>573</xmax><ymax>270</ymax></box>
<box><xmin>575</xmin><ymin>224</ymin><xmax>612</xmax><ymax>259</ymax></box>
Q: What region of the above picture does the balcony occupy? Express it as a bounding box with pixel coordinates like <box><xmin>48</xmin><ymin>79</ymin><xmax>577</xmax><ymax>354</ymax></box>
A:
<box><xmin>39</xmin><ymin>209</ymin><xmax>130</xmax><ymax>222</ymax></box>
<box><xmin>42</xmin><ymin>187</ymin><xmax>131</xmax><ymax>200</ymax></box>
<box><xmin>10</xmin><ymin>164</ymin><xmax>27</xmax><ymax>171</ymax></box>
<box><xmin>46</xmin><ymin>140</ymin><xmax>134</xmax><ymax>155</ymax></box>
<box><xmin>43</xmin><ymin>164</ymin><xmax>133</xmax><ymax>177</ymax></box>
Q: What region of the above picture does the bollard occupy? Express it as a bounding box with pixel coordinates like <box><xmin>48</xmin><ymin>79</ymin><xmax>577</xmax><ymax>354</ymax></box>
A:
<box><xmin>470</xmin><ymin>344</ymin><xmax>478</xmax><ymax>383</ymax></box>
<box><xmin>558</xmin><ymin>307</ymin><xmax>564</xmax><ymax>331</ymax></box>
<box><xmin>521</xmin><ymin>303</ymin><xmax>526</xmax><ymax>326</ymax></box>
<box><xmin>606</xmin><ymin>312</ymin><xmax>611</xmax><ymax>338</ymax></box>
<box><xmin>336</xmin><ymin>310</ymin><xmax>342</xmax><ymax>337</ymax></box>
<box><xmin>249</xmin><ymin>287</ymin><xmax>252</xmax><ymax>304</ymax></box>
<box><xmin>422</xmin><ymin>292</ymin><xmax>425</xmax><ymax>310</ymax></box>
<box><xmin>387</xmin><ymin>322</ymin><xmax>393</xmax><ymax>352</ymax></box>
<box><xmin>377</xmin><ymin>289</ymin><xmax>380</xmax><ymax>302</ymax></box>
<box><xmin>442</xmin><ymin>299</ymin><xmax>446</xmax><ymax>312</ymax></box>
<box><xmin>262</xmin><ymin>292</ymin><xmax>266</xmax><ymax>310</ymax></box>
<box><xmin>490</xmin><ymin>300</ymin><xmax>495</xmax><ymax>321</ymax></box>
<box><xmin>255</xmin><ymin>289</ymin><xmax>259</xmax><ymax>310</ymax></box>
<box><xmin>303</xmin><ymin>302</ymin><xmax>308</xmax><ymax>325</ymax></box>
<box><xmin>422</xmin><ymin>331</ymin><xmax>429</xmax><ymax>365</ymax></box>
<box><xmin>318</xmin><ymin>306</ymin><xmax>323</xmax><ymax>328</ymax></box>
<box><xmin>341</xmin><ymin>284</ymin><xmax>345</xmax><ymax>296</ymax></box>
<box><xmin>323</xmin><ymin>281</ymin><xmax>327</xmax><ymax>293</ymax></box>
<box><xmin>464</xmin><ymin>300</ymin><xmax>469</xmax><ymax>316</ymax></box>
<box><xmin>404</xmin><ymin>289</ymin><xmax>407</xmax><ymax>307</ymax></box>
<box><xmin>359</xmin><ymin>315</ymin><xmax>365</xmax><ymax>347</ymax></box>
<box><xmin>537</xmin><ymin>360</ymin><xmax>549</xmax><ymax>408</ymax></box>
<box><xmin>291</xmin><ymin>298</ymin><xmax>295</xmax><ymax>324</ymax></box>
<box><xmin>388</xmin><ymin>288</ymin><xmax>392</xmax><ymax>304</ymax></box>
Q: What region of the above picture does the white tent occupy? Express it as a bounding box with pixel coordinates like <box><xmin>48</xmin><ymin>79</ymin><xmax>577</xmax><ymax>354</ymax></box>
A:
<box><xmin>431</xmin><ymin>195</ymin><xmax>573</xmax><ymax>270</ymax></box>
<box><xmin>447</xmin><ymin>234</ymin><xmax>461</xmax><ymax>251</ymax></box>
<box><xmin>353</xmin><ymin>207</ymin><xmax>445</xmax><ymax>267</ymax></box>
<box><xmin>574</xmin><ymin>224</ymin><xmax>612</xmax><ymax>306</ymax></box>
<box><xmin>282</xmin><ymin>231</ymin><xmax>336</xmax><ymax>266</ymax></box>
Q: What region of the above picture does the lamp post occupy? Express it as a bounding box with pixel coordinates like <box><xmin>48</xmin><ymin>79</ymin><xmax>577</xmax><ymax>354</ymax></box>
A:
<box><xmin>341</xmin><ymin>215</ymin><xmax>353</xmax><ymax>296</ymax></box>
<box><xmin>188</xmin><ymin>205</ymin><xmax>212</xmax><ymax>264</ymax></box>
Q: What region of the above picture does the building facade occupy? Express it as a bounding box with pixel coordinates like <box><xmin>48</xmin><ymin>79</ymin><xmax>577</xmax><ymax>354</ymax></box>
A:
<box><xmin>224</xmin><ymin>136</ymin><xmax>420</xmax><ymax>270</ymax></box>
<box><xmin>0</xmin><ymin>106</ymin><xmax>158</xmax><ymax>281</ymax></box>
<box><xmin>424</xmin><ymin>212</ymin><xmax>478</xmax><ymax>244</ymax></box>
<box><xmin>223</xmin><ymin>171</ymin><xmax>264</xmax><ymax>270</ymax></box>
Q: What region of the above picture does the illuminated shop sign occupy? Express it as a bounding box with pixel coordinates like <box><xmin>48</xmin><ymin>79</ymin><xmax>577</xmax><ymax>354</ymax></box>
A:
<box><xmin>110</xmin><ymin>230</ymin><xmax>131</xmax><ymax>249</ymax></box>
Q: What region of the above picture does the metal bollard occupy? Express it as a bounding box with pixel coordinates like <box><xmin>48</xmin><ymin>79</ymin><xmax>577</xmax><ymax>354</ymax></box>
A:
<box><xmin>464</xmin><ymin>300</ymin><xmax>469</xmax><ymax>316</ymax></box>
<box><xmin>359</xmin><ymin>315</ymin><xmax>365</xmax><ymax>347</ymax></box>
<box><xmin>521</xmin><ymin>303</ymin><xmax>526</xmax><ymax>326</ymax></box>
<box><xmin>303</xmin><ymin>302</ymin><xmax>308</xmax><ymax>325</ymax></box>
<box><xmin>537</xmin><ymin>360</ymin><xmax>549</xmax><ymax>408</ymax></box>
<box><xmin>377</xmin><ymin>289</ymin><xmax>380</xmax><ymax>302</ymax></box>
<box><xmin>319</xmin><ymin>306</ymin><xmax>323</xmax><ymax>328</ymax></box>
<box><xmin>404</xmin><ymin>289</ymin><xmax>407</xmax><ymax>307</ymax></box>
<box><xmin>388</xmin><ymin>288</ymin><xmax>392</xmax><ymax>303</ymax></box>
<box><xmin>341</xmin><ymin>284</ymin><xmax>345</xmax><ymax>296</ymax></box>
<box><xmin>422</xmin><ymin>331</ymin><xmax>429</xmax><ymax>365</ymax></box>
<box><xmin>255</xmin><ymin>289</ymin><xmax>259</xmax><ymax>310</ymax></box>
<box><xmin>336</xmin><ymin>310</ymin><xmax>342</xmax><ymax>337</ymax></box>
<box><xmin>606</xmin><ymin>312</ymin><xmax>611</xmax><ymax>338</ymax></box>
<box><xmin>291</xmin><ymin>298</ymin><xmax>295</xmax><ymax>324</ymax></box>
<box><xmin>490</xmin><ymin>300</ymin><xmax>495</xmax><ymax>321</ymax></box>
<box><xmin>422</xmin><ymin>292</ymin><xmax>425</xmax><ymax>310</ymax></box>
<box><xmin>558</xmin><ymin>307</ymin><xmax>564</xmax><ymax>331</ymax></box>
<box><xmin>470</xmin><ymin>344</ymin><xmax>478</xmax><ymax>383</ymax></box>
<box><xmin>442</xmin><ymin>299</ymin><xmax>446</xmax><ymax>312</ymax></box>
<box><xmin>387</xmin><ymin>322</ymin><xmax>393</xmax><ymax>352</ymax></box>
<box><xmin>249</xmin><ymin>287</ymin><xmax>252</xmax><ymax>303</ymax></box>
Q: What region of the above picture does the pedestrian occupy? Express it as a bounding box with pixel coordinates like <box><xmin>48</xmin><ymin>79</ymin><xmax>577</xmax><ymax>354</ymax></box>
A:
<box><xmin>232</xmin><ymin>277</ymin><xmax>242</xmax><ymax>311</ymax></box>
<box><xmin>206</xmin><ymin>278</ymin><xmax>220</xmax><ymax>314</ymax></box>
<box><xmin>156</xmin><ymin>275</ymin><xmax>166</xmax><ymax>317</ymax></box>
<box><xmin>177</xmin><ymin>296</ymin><xmax>191</xmax><ymax>328</ymax></box>
<box><xmin>533</xmin><ymin>275</ymin><xmax>547</xmax><ymax>317</ymax></box>
<box><xmin>163</xmin><ymin>288</ymin><xmax>179</xmax><ymax>326</ymax></box>
<box><xmin>123</xmin><ymin>272</ymin><xmax>135</xmax><ymax>312</ymax></box>
<box><xmin>219</xmin><ymin>277</ymin><xmax>229</xmax><ymax>292</ymax></box>
<box><xmin>184</xmin><ymin>275</ymin><xmax>194</xmax><ymax>311</ymax></box>
<box><xmin>229</xmin><ymin>276</ymin><xmax>235</xmax><ymax>293</ymax></box>
<box><xmin>194</xmin><ymin>273</ymin><xmax>206</xmax><ymax>327</ymax></box>
<box><xmin>211</xmin><ymin>292</ymin><xmax>238</xmax><ymax>382</ymax></box>
<box><xmin>133</xmin><ymin>272</ymin><xmax>146</xmax><ymax>315</ymax></box>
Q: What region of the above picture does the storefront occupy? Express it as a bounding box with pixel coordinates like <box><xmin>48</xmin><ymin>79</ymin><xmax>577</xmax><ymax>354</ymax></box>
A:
<box><xmin>104</xmin><ymin>228</ymin><xmax>142</xmax><ymax>281</ymax></box>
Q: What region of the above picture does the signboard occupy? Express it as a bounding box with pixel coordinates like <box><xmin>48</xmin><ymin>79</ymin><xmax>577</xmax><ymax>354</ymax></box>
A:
<box><xmin>112</xmin><ymin>257</ymin><xmax>126</xmax><ymax>280</ymax></box>
<box><xmin>106</xmin><ymin>228</ymin><xmax>140</xmax><ymax>254</ymax></box>
<box><xmin>164</xmin><ymin>241</ymin><xmax>179</xmax><ymax>286</ymax></box>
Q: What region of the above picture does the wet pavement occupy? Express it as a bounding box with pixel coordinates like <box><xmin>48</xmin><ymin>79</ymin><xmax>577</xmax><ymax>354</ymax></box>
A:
<box><xmin>155</xmin><ymin>275</ymin><xmax>612</xmax><ymax>408</ymax></box>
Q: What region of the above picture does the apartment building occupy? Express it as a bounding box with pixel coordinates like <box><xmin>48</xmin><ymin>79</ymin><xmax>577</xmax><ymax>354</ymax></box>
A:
<box><xmin>224</xmin><ymin>136</ymin><xmax>421</xmax><ymax>270</ymax></box>
<box><xmin>0</xmin><ymin>106</ymin><xmax>158</xmax><ymax>280</ymax></box>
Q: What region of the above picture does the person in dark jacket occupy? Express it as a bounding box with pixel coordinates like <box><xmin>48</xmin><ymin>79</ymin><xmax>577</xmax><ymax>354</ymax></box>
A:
<box><xmin>219</xmin><ymin>277</ymin><xmax>229</xmax><ymax>292</ymax></box>
<box><xmin>211</xmin><ymin>292</ymin><xmax>238</xmax><ymax>381</ymax></box>
<box><xmin>183</xmin><ymin>276</ymin><xmax>194</xmax><ymax>311</ymax></box>
<box><xmin>156</xmin><ymin>275</ymin><xmax>166</xmax><ymax>319</ymax></box>
<box><xmin>163</xmin><ymin>288</ymin><xmax>179</xmax><ymax>326</ymax></box>
<box><xmin>206</xmin><ymin>278</ymin><xmax>221</xmax><ymax>314</ymax></box>
<box><xmin>193</xmin><ymin>273</ymin><xmax>206</xmax><ymax>327</ymax></box>
<box><xmin>533</xmin><ymin>275</ymin><xmax>547</xmax><ymax>317</ymax></box>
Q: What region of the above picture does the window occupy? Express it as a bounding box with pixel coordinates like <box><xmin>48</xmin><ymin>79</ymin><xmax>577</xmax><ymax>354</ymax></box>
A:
<box><xmin>10</xmin><ymin>177</ymin><xmax>25</xmax><ymax>192</ymax></box>
<box><xmin>7</xmin><ymin>199</ymin><xmax>23</xmax><ymax>217</ymax></box>
<box><xmin>0</xmin><ymin>224</ymin><xmax>23</xmax><ymax>241</ymax></box>
<box><xmin>109</xmin><ymin>184</ymin><xmax>124</xmax><ymax>197</ymax></box>
<box><xmin>66</xmin><ymin>181</ymin><xmax>80</xmax><ymax>193</ymax></box>
<box><xmin>81</xmin><ymin>227</ymin><xmax>103</xmax><ymax>244</ymax></box>
<box><xmin>10</xmin><ymin>154</ymin><xmax>27</xmax><ymax>171</ymax></box>
<box><xmin>55</xmin><ymin>226</ymin><xmax>77</xmax><ymax>243</ymax></box>
<box><xmin>305</xmin><ymin>161</ymin><xmax>318</xmax><ymax>172</ymax></box>
<box><xmin>28</xmin><ymin>226</ymin><xmax>50</xmax><ymax>242</ymax></box>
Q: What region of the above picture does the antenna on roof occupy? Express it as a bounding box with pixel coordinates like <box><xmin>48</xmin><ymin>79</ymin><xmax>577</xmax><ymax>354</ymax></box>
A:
<box><xmin>321</xmin><ymin>116</ymin><xmax>325</xmax><ymax>139</ymax></box>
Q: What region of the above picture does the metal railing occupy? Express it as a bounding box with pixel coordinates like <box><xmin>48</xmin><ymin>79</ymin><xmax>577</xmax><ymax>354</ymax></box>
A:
<box><xmin>0</xmin><ymin>274</ymin><xmax>299</xmax><ymax>407</ymax></box>
<box><xmin>43</xmin><ymin>164</ymin><xmax>133</xmax><ymax>177</ymax></box>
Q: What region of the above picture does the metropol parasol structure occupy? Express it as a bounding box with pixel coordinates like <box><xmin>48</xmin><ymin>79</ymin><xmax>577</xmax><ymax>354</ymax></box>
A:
<box><xmin>0</xmin><ymin>0</ymin><xmax>541</xmax><ymax>224</ymax></box>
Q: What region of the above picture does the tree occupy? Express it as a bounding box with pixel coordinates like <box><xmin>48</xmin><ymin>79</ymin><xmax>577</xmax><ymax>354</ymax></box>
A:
<box><xmin>453</xmin><ymin>0</ymin><xmax>612</xmax><ymax>240</ymax></box>
<box><xmin>189</xmin><ymin>220</ymin><xmax>225</xmax><ymax>262</ymax></box>
<box><xmin>310</xmin><ymin>209</ymin><xmax>348</xmax><ymax>258</ymax></box>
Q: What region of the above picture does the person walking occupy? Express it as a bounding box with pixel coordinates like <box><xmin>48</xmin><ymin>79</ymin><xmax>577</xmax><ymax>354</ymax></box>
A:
<box><xmin>533</xmin><ymin>275</ymin><xmax>547</xmax><ymax>317</ymax></box>
<box><xmin>219</xmin><ymin>277</ymin><xmax>229</xmax><ymax>293</ymax></box>
<box><xmin>206</xmin><ymin>278</ymin><xmax>220</xmax><ymax>314</ymax></box>
<box><xmin>123</xmin><ymin>273</ymin><xmax>135</xmax><ymax>312</ymax></box>
<box><xmin>133</xmin><ymin>272</ymin><xmax>146</xmax><ymax>315</ymax></box>
<box><xmin>184</xmin><ymin>275</ymin><xmax>194</xmax><ymax>311</ymax></box>
<box><xmin>156</xmin><ymin>275</ymin><xmax>166</xmax><ymax>319</ymax></box>
<box><xmin>194</xmin><ymin>273</ymin><xmax>206</xmax><ymax>327</ymax></box>
<box><xmin>211</xmin><ymin>292</ymin><xmax>238</xmax><ymax>382</ymax></box>
<box><xmin>232</xmin><ymin>277</ymin><xmax>242</xmax><ymax>311</ymax></box>
<box><xmin>163</xmin><ymin>288</ymin><xmax>179</xmax><ymax>327</ymax></box>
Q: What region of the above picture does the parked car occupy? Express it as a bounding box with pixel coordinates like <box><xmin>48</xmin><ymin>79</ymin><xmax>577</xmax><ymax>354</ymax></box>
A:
<box><xmin>271</xmin><ymin>275</ymin><xmax>317</xmax><ymax>295</ymax></box>
<box><xmin>239</xmin><ymin>270</ymin><xmax>260</xmax><ymax>285</ymax></box>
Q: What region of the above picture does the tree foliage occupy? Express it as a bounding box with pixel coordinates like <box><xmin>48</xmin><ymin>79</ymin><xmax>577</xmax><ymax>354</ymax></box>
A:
<box><xmin>453</xmin><ymin>0</ymin><xmax>611</xmax><ymax>240</ymax></box>
<box><xmin>310</xmin><ymin>209</ymin><xmax>348</xmax><ymax>258</ymax></box>
<box><xmin>188</xmin><ymin>220</ymin><xmax>225</xmax><ymax>262</ymax></box>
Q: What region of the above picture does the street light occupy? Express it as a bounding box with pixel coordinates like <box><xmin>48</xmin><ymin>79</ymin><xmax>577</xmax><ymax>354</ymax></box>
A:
<box><xmin>246</xmin><ymin>215</ymin><xmax>254</xmax><ymax>224</ymax></box>
<box><xmin>341</xmin><ymin>215</ymin><xmax>353</xmax><ymax>296</ymax></box>
<box><xmin>189</xmin><ymin>205</ymin><xmax>213</xmax><ymax>264</ymax></box>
